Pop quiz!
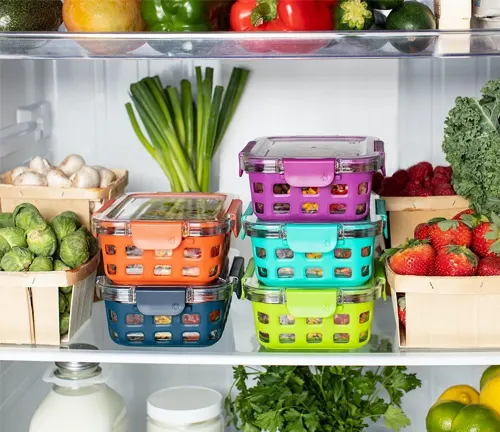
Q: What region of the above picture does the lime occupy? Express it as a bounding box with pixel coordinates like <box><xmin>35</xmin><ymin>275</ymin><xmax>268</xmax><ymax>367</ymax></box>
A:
<box><xmin>426</xmin><ymin>400</ymin><xmax>466</xmax><ymax>432</ymax></box>
<box><xmin>452</xmin><ymin>404</ymin><xmax>500</xmax><ymax>432</ymax></box>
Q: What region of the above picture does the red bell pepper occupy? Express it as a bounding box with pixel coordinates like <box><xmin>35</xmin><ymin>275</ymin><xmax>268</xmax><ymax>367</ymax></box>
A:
<box><xmin>230</xmin><ymin>0</ymin><xmax>334</xmax><ymax>32</ymax></box>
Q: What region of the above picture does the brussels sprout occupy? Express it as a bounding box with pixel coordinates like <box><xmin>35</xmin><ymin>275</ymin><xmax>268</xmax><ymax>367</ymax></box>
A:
<box><xmin>0</xmin><ymin>213</ymin><xmax>14</xmax><ymax>228</ymax></box>
<box><xmin>59</xmin><ymin>285</ymin><xmax>72</xmax><ymax>295</ymax></box>
<box><xmin>64</xmin><ymin>292</ymin><xmax>72</xmax><ymax>313</ymax></box>
<box><xmin>0</xmin><ymin>236</ymin><xmax>10</xmax><ymax>258</ymax></box>
<box><xmin>54</xmin><ymin>259</ymin><xmax>70</xmax><ymax>271</ymax></box>
<box><xmin>59</xmin><ymin>292</ymin><xmax>68</xmax><ymax>313</ymax></box>
<box><xmin>0</xmin><ymin>227</ymin><xmax>27</xmax><ymax>248</ymax></box>
<box><xmin>58</xmin><ymin>211</ymin><xmax>81</xmax><ymax>228</ymax></box>
<box><xmin>78</xmin><ymin>226</ymin><xmax>99</xmax><ymax>258</ymax></box>
<box><xmin>51</xmin><ymin>215</ymin><xmax>78</xmax><ymax>242</ymax></box>
<box><xmin>60</xmin><ymin>312</ymin><xmax>70</xmax><ymax>336</ymax></box>
<box><xmin>27</xmin><ymin>226</ymin><xmax>57</xmax><ymax>257</ymax></box>
<box><xmin>59</xmin><ymin>231</ymin><xmax>89</xmax><ymax>269</ymax></box>
<box><xmin>1</xmin><ymin>247</ymin><xmax>34</xmax><ymax>271</ymax></box>
<box><xmin>13</xmin><ymin>203</ymin><xmax>47</xmax><ymax>232</ymax></box>
<box><xmin>29</xmin><ymin>256</ymin><xmax>53</xmax><ymax>272</ymax></box>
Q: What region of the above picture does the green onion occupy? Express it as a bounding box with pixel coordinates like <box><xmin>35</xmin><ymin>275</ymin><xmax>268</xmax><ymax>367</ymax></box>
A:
<box><xmin>126</xmin><ymin>66</ymin><xmax>250</xmax><ymax>192</ymax></box>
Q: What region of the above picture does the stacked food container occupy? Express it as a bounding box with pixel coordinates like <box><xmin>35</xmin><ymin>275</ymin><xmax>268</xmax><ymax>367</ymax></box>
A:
<box><xmin>239</xmin><ymin>136</ymin><xmax>387</xmax><ymax>350</ymax></box>
<box><xmin>93</xmin><ymin>192</ymin><xmax>243</xmax><ymax>347</ymax></box>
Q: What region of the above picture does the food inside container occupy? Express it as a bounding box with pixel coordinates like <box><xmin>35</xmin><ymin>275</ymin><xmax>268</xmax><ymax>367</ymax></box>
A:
<box><xmin>93</xmin><ymin>192</ymin><xmax>241</xmax><ymax>285</ymax></box>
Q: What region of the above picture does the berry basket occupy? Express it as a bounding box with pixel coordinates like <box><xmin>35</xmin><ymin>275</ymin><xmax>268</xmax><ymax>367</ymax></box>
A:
<box><xmin>242</xmin><ymin>201</ymin><xmax>387</xmax><ymax>288</ymax></box>
<box><xmin>93</xmin><ymin>192</ymin><xmax>242</xmax><ymax>286</ymax></box>
<box><xmin>242</xmin><ymin>259</ymin><xmax>386</xmax><ymax>350</ymax></box>
<box><xmin>239</xmin><ymin>136</ymin><xmax>385</xmax><ymax>222</ymax></box>
<box><xmin>98</xmin><ymin>256</ymin><xmax>244</xmax><ymax>347</ymax></box>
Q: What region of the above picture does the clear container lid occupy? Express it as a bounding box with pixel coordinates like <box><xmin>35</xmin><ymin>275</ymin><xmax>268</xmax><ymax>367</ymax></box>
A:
<box><xmin>239</xmin><ymin>136</ymin><xmax>385</xmax><ymax>176</ymax></box>
<box><xmin>93</xmin><ymin>193</ymin><xmax>241</xmax><ymax>249</ymax></box>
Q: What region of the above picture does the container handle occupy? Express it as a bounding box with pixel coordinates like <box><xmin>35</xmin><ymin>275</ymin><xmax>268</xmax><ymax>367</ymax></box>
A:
<box><xmin>229</xmin><ymin>256</ymin><xmax>245</xmax><ymax>299</ymax></box>
<box><xmin>239</xmin><ymin>258</ymin><xmax>255</xmax><ymax>300</ymax></box>
<box><xmin>238</xmin><ymin>141</ymin><xmax>257</xmax><ymax>177</ymax></box>
<box><xmin>374</xmin><ymin>259</ymin><xmax>387</xmax><ymax>301</ymax></box>
<box><xmin>92</xmin><ymin>196</ymin><xmax>118</xmax><ymax>219</ymax></box>
<box><xmin>285</xmin><ymin>224</ymin><xmax>337</xmax><ymax>253</ymax></box>
<box><xmin>227</xmin><ymin>199</ymin><xmax>243</xmax><ymax>237</ymax></box>
<box><xmin>136</xmin><ymin>289</ymin><xmax>186</xmax><ymax>316</ymax></box>
<box><xmin>286</xmin><ymin>290</ymin><xmax>337</xmax><ymax>318</ymax></box>
<box><xmin>374</xmin><ymin>140</ymin><xmax>386</xmax><ymax>176</ymax></box>
<box><xmin>375</xmin><ymin>199</ymin><xmax>388</xmax><ymax>239</ymax></box>
<box><xmin>283</xmin><ymin>159</ymin><xmax>336</xmax><ymax>188</ymax></box>
<box><xmin>240</xmin><ymin>204</ymin><xmax>254</xmax><ymax>240</ymax></box>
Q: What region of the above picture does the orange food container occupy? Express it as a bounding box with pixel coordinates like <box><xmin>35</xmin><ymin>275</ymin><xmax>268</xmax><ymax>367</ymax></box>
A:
<box><xmin>92</xmin><ymin>193</ymin><xmax>242</xmax><ymax>286</ymax></box>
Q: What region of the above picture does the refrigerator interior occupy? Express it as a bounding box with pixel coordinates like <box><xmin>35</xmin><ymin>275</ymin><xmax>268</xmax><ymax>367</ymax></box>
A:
<box><xmin>0</xmin><ymin>56</ymin><xmax>499</xmax><ymax>430</ymax></box>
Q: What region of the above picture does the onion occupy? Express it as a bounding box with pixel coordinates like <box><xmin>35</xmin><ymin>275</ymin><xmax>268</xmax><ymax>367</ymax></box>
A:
<box><xmin>59</xmin><ymin>154</ymin><xmax>85</xmax><ymax>177</ymax></box>
<box><xmin>70</xmin><ymin>166</ymin><xmax>100</xmax><ymax>188</ymax></box>
<box><xmin>29</xmin><ymin>156</ymin><xmax>51</xmax><ymax>174</ymax></box>
<box><xmin>13</xmin><ymin>171</ymin><xmax>48</xmax><ymax>186</ymax></box>
<box><xmin>46</xmin><ymin>169</ymin><xmax>72</xmax><ymax>187</ymax></box>
<box><xmin>93</xmin><ymin>166</ymin><xmax>116</xmax><ymax>188</ymax></box>
<box><xmin>10</xmin><ymin>166</ymin><xmax>30</xmax><ymax>183</ymax></box>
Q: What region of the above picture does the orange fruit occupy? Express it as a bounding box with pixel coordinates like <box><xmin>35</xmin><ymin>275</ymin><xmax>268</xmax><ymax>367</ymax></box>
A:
<box><xmin>63</xmin><ymin>0</ymin><xmax>145</xmax><ymax>32</ymax></box>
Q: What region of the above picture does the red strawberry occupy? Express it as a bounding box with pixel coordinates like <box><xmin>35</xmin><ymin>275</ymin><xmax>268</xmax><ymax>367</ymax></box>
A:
<box><xmin>453</xmin><ymin>208</ymin><xmax>488</xmax><ymax>229</ymax></box>
<box><xmin>381</xmin><ymin>239</ymin><xmax>435</xmax><ymax>276</ymax></box>
<box><xmin>397</xmin><ymin>296</ymin><xmax>406</xmax><ymax>327</ymax></box>
<box><xmin>428</xmin><ymin>219</ymin><xmax>472</xmax><ymax>249</ymax></box>
<box><xmin>414</xmin><ymin>218</ymin><xmax>446</xmax><ymax>241</ymax></box>
<box><xmin>433</xmin><ymin>183</ymin><xmax>456</xmax><ymax>196</ymax></box>
<box><xmin>434</xmin><ymin>166</ymin><xmax>453</xmax><ymax>182</ymax></box>
<box><xmin>408</xmin><ymin>162</ymin><xmax>433</xmax><ymax>183</ymax></box>
<box><xmin>393</xmin><ymin>169</ymin><xmax>409</xmax><ymax>185</ymax></box>
<box><xmin>434</xmin><ymin>245</ymin><xmax>478</xmax><ymax>276</ymax></box>
<box><xmin>471</xmin><ymin>213</ymin><xmax>500</xmax><ymax>257</ymax></box>
<box><xmin>478</xmin><ymin>256</ymin><xmax>500</xmax><ymax>276</ymax></box>
<box><xmin>453</xmin><ymin>209</ymin><xmax>475</xmax><ymax>220</ymax></box>
<box><xmin>372</xmin><ymin>172</ymin><xmax>384</xmax><ymax>194</ymax></box>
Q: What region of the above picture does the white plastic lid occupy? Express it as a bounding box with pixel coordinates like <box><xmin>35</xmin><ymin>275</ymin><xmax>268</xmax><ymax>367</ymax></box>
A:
<box><xmin>147</xmin><ymin>386</ymin><xmax>222</xmax><ymax>426</ymax></box>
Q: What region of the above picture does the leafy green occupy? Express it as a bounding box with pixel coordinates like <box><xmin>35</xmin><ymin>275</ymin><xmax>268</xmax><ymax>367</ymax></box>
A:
<box><xmin>226</xmin><ymin>366</ymin><xmax>420</xmax><ymax>432</ymax></box>
<box><xmin>443</xmin><ymin>79</ymin><xmax>500</xmax><ymax>212</ymax></box>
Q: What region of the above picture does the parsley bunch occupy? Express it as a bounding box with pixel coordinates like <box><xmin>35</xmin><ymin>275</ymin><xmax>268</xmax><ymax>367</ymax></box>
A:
<box><xmin>225</xmin><ymin>366</ymin><xmax>421</xmax><ymax>432</ymax></box>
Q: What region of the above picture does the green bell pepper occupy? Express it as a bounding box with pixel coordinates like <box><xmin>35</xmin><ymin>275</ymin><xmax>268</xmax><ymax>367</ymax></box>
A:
<box><xmin>141</xmin><ymin>0</ymin><xmax>232</xmax><ymax>32</ymax></box>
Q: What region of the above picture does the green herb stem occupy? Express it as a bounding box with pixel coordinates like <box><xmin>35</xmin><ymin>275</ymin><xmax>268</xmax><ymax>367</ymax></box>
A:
<box><xmin>166</xmin><ymin>86</ymin><xmax>186</xmax><ymax>148</ymax></box>
<box><xmin>181</xmin><ymin>79</ymin><xmax>195</xmax><ymax>163</ymax></box>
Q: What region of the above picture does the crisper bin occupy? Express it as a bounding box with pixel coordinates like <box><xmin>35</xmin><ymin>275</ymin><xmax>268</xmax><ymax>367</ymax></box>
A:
<box><xmin>239</xmin><ymin>136</ymin><xmax>385</xmax><ymax>222</ymax></box>
<box><xmin>93</xmin><ymin>193</ymin><xmax>242</xmax><ymax>285</ymax></box>
<box><xmin>243</xmin><ymin>203</ymin><xmax>387</xmax><ymax>288</ymax></box>
<box><xmin>98</xmin><ymin>257</ymin><xmax>244</xmax><ymax>347</ymax></box>
<box><xmin>242</xmin><ymin>263</ymin><xmax>385</xmax><ymax>350</ymax></box>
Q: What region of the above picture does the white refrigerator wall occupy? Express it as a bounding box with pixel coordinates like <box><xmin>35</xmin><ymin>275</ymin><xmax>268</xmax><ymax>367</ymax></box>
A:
<box><xmin>0</xmin><ymin>57</ymin><xmax>499</xmax><ymax>431</ymax></box>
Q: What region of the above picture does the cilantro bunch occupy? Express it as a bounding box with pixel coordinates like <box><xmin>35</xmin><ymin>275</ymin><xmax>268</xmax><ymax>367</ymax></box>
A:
<box><xmin>443</xmin><ymin>78</ymin><xmax>500</xmax><ymax>213</ymax></box>
<box><xmin>225</xmin><ymin>365</ymin><xmax>421</xmax><ymax>432</ymax></box>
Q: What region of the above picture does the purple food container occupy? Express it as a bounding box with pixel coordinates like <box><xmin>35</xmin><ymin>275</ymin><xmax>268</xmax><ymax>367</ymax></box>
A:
<box><xmin>239</xmin><ymin>136</ymin><xmax>385</xmax><ymax>222</ymax></box>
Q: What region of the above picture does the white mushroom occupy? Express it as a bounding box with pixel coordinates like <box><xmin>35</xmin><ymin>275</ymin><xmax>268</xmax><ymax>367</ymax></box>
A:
<box><xmin>59</xmin><ymin>154</ymin><xmax>86</xmax><ymax>177</ymax></box>
<box><xmin>46</xmin><ymin>169</ymin><xmax>72</xmax><ymax>187</ymax></box>
<box><xmin>10</xmin><ymin>166</ymin><xmax>30</xmax><ymax>183</ymax></box>
<box><xmin>93</xmin><ymin>166</ymin><xmax>116</xmax><ymax>188</ymax></box>
<box><xmin>13</xmin><ymin>171</ymin><xmax>48</xmax><ymax>186</ymax></box>
<box><xmin>29</xmin><ymin>156</ymin><xmax>51</xmax><ymax>174</ymax></box>
<box><xmin>70</xmin><ymin>166</ymin><xmax>100</xmax><ymax>188</ymax></box>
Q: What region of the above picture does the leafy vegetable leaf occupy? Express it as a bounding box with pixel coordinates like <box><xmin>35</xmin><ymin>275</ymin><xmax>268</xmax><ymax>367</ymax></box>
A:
<box><xmin>384</xmin><ymin>405</ymin><xmax>411</xmax><ymax>431</ymax></box>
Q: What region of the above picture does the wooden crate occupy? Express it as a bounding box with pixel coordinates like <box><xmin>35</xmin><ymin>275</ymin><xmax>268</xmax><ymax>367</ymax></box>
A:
<box><xmin>386</xmin><ymin>263</ymin><xmax>500</xmax><ymax>349</ymax></box>
<box><xmin>0</xmin><ymin>169</ymin><xmax>128</xmax><ymax>229</ymax></box>
<box><xmin>383</xmin><ymin>196</ymin><xmax>469</xmax><ymax>247</ymax></box>
<box><xmin>0</xmin><ymin>253</ymin><xmax>100</xmax><ymax>346</ymax></box>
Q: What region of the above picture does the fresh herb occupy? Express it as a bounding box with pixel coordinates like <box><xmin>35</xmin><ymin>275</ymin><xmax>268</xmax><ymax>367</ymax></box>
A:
<box><xmin>126</xmin><ymin>67</ymin><xmax>249</xmax><ymax>192</ymax></box>
<box><xmin>225</xmin><ymin>366</ymin><xmax>421</xmax><ymax>432</ymax></box>
<box><xmin>443</xmin><ymin>78</ymin><xmax>500</xmax><ymax>213</ymax></box>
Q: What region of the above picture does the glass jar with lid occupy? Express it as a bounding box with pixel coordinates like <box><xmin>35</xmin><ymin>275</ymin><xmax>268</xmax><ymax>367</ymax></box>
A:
<box><xmin>147</xmin><ymin>386</ymin><xmax>223</xmax><ymax>432</ymax></box>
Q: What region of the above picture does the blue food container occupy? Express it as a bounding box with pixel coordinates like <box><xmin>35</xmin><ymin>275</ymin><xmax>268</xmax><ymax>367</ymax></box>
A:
<box><xmin>98</xmin><ymin>257</ymin><xmax>244</xmax><ymax>347</ymax></box>
<box><xmin>242</xmin><ymin>202</ymin><xmax>387</xmax><ymax>288</ymax></box>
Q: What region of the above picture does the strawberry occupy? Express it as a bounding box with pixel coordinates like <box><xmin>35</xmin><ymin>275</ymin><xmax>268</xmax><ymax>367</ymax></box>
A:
<box><xmin>408</xmin><ymin>162</ymin><xmax>433</xmax><ymax>183</ymax></box>
<box><xmin>471</xmin><ymin>213</ymin><xmax>500</xmax><ymax>257</ymax></box>
<box><xmin>453</xmin><ymin>207</ymin><xmax>488</xmax><ymax>229</ymax></box>
<box><xmin>381</xmin><ymin>239</ymin><xmax>435</xmax><ymax>276</ymax></box>
<box><xmin>372</xmin><ymin>172</ymin><xmax>384</xmax><ymax>194</ymax></box>
<box><xmin>397</xmin><ymin>296</ymin><xmax>406</xmax><ymax>327</ymax></box>
<box><xmin>478</xmin><ymin>256</ymin><xmax>500</xmax><ymax>276</ymax></box>
<box><xmin>433</xmin><ymin>183</ymin><xmax>456</xmax><ymax>196</ymax></box>
<box><xmin>393</xmin><ymin>169</ymin><xmax>409</xmax><ymax>185</ymax></box>
<box><xmin>428</xmin><ymin>219</ymin><xmax>472</xmax><ymax>249</ymax></box>
<box><xmin>453</xmin><ymin>209</ymin><xmax>475</xmax><ymax>220</ymax></box>
<box><xmin>434</xmin><ymin>245</ymin><xmax>478</xmax><ymax>276</ymax></box>
<box><xmin>434</xmin><ymin>166</ymin><xmax>453</xmax><ymax>182</ymax></box>
<box><xmin>414</xmin><ymin>217</ymin><xmax>446</xmax><ymax>240</ymax></box>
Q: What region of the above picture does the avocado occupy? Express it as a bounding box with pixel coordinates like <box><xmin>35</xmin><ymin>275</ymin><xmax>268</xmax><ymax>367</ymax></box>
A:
<box><xmin>334</xmin><ymin>0</ymin><xmax>374</xmax><ymax>31</ymax></box>
<box><xmin>369</xmin><ymin>0</ymin><xmax>404</xmax><ymax>10</ymax></box>
<box><xmin>0</xmin><ymin>0</ymin><xmax>62</xmax><ymax>31</ymax></box>
<box><xmin>386</xmin><ymin>1</ymin><xmax>437</xmax><ymax>54</ymax></box>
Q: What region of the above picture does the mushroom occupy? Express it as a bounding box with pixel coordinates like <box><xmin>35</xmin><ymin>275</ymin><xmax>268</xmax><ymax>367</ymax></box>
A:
<box><xmin>13</xmin><ymin>171</ymin><xmax>48</xmax><ymax>186</ymax></box>
<box><xmin>70</xmin><ymin>166</ymin><xmax>100</xmax><ymax>188</ymax></box>
<box><xmin>46</xmin><ymin>169</ymin><xmax>72</xmax><ymax>187</ymax></box>
<box><xmin>29</xmin><ymin>156</ymin><xmax>51</xmax><ymax>174</ymax></box>
<box><xmin>93</xmin><ymin>166</ymin><xmax>116</xmax><ymax>188</ymax></box>
<box><xmin>59</xmin><ymin>154</ymin><xmax>86</xmax><ymax>177</ymax></box>
<box><xmin>10</xmin><ymin>166</ymin><xmax>30</xmax><ymax>183</ymax></box>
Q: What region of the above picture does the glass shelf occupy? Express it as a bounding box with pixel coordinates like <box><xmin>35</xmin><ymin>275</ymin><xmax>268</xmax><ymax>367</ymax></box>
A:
<box><xmin>1</xmin><ymin>29</ymin><xmax>500</xmax><ymax>59</ymax></box>
<box><xmin>1</xmin><ymin>298</ymin><xmax>500</xmax><ymax>366</ymax></box>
